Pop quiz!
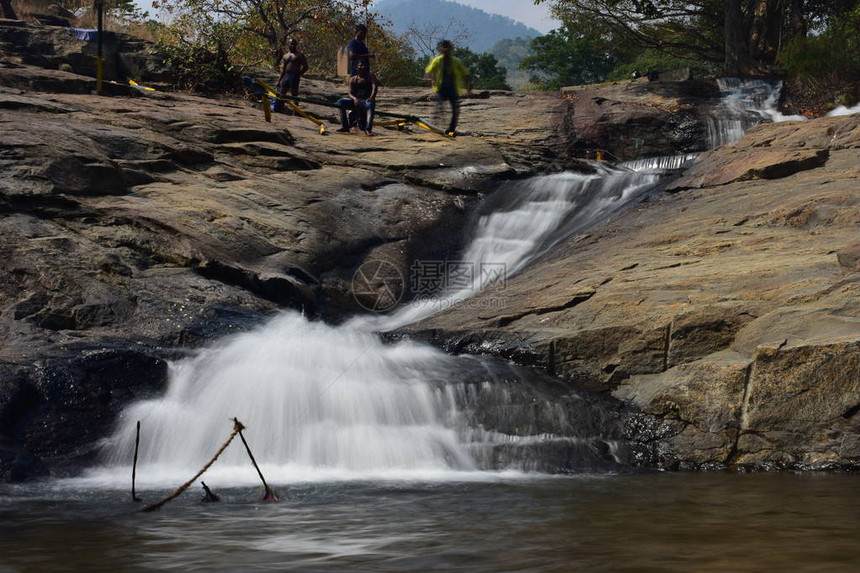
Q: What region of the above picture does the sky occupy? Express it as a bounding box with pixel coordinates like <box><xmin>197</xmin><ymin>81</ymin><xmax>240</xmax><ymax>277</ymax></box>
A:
<box><xmin>451</xmin><ymin>0</ymin><xmax>561</xmax><ymax>33</ymax></box>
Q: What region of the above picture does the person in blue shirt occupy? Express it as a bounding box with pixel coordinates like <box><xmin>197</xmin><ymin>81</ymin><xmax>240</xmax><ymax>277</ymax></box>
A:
<box><xmin>347</xmin><ymin>23</ymin><xmax>375</xmax><ymax>76</ymax></box>
<box><xmin>424</xmin><ymin>40</ymin><xmax>472</xmax><ymax>137</ymax></box>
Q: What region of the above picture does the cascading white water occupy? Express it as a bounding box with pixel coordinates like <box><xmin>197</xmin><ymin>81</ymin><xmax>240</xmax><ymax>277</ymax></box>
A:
<box><xmin>98</xmin><ymin>313</ymin><xmax>477</xmax><ymax>485</ymax></box>
<box><xmin>617</xmin><ymin>153</ymin><xmax>700</xmax><ymax>173</ymax></box>
<box><xmin>373</xmin><ymin>166</ymin><xmax>661</xmax><ymax>330</ymax></box>
<box><xmin>706</xmin><ymin>78</ymin><xmax>806</xmax><ymax>148</ymax></box>
<box><xmin>90</xmin><ymin>165</ymin><xmax>660</xmax><ymax>485</ymax></box>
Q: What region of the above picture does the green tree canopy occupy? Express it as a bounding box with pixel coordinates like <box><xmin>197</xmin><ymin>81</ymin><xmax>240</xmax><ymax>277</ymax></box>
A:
<box><xmin>519</xmin><ymin>25</ymin><xmax>615</xmax><ymax>90</ymax></box>
<box><xmin>453</xmin><ymin>47</ymin><xmax>512</xmax><ymax>90</ymax></box>
<box><xmin>535</xmin><ymin>0</ymin><xmax>860</xmax><ymax>75</ymax></box>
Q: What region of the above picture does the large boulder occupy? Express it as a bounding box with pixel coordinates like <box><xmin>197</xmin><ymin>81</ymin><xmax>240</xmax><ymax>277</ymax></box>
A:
<box><xmin>562</xmin><ymin>78</ymin><xmax>720</xmax><ymax>160</ymax></box>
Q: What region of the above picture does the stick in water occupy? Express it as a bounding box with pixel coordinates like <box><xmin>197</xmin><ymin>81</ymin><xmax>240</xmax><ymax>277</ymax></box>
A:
<box><xmin>201</xmin><ymin>481</ymin><xmax>220</xmax><ymax>502</ymax></box>
<box><xmin>234</xmin><ymin>417</ymin><xmax>278</xmax><ymax>501</ymax></box>
<box><xmin>132</xmin><ymin>420</ymin><xmax>142</xmax><ymax>502</ymax></box>
<box><xmin>142</xmin><ymin>419</ymin><xmax>244</xmax><ymax>512</ymax></box>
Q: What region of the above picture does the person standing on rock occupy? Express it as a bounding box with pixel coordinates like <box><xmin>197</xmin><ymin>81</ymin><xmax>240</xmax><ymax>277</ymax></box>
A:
<box><xmin>336</xmin><ymin>60</ymin><xmax>379</xmax><ymax>136</ymax></box>
<box><xmin>347</xmin><ymin>23</ymin><xmax>375</xmax><ymax>76</ymax></box>
<box><xmin>274</xmin><ymin>38</ymin><xmax>309</xmax><ymax>113</ymax></box>
<box><xmin>424</xmin><ymin>39</ymin><xmax>472</xmax><ymax>137</ymax></box>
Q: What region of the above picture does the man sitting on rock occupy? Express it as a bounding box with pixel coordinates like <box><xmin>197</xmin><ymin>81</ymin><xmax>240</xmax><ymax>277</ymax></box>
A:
<box><xmin>336</xmin><ymin>60</ymin><xmax>379</xmax><ymax>136</ymax></box>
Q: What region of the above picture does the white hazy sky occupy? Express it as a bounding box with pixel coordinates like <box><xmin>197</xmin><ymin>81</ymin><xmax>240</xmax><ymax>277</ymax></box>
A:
<box><xmin>452</xmin><ymin>0</ymin><xmax>561</xmax><ymax>33</ymax></box>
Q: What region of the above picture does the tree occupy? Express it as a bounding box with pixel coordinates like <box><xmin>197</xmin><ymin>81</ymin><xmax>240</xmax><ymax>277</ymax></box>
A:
<box><xmin>519</xmin><ymin>26</ymin><xmax>615</xmax><ymax>90</ymax></box>
<box><xmin>372</xmin><ymin>27</ymin><xmax>425</xmax><ymax>86</ymax></box>
<box><xmin>453</xmin><ymin>47</ymin><xmax>511</xmax><ymax>90</ymax></box>
<box><xmin>607</xmin><ymin>48</ymin><xmax>719</xmax><ymax>81</ymax></box>
<box><xmin>490</xmin><ymin>37</ymin><xmax>535</xmax><ymax>89</ymax></box>
<box><xmin>537</xmin><ymin>0</ymin><xmax>860</xmax><ymax>75</ymax></box>
<box><xmin>404</xmin><ymin>19</ymin><xmax>471</xmax><ymax>60</ymax></box>
<box><xmin>778</xmin><ymin>4</ymin><xmax>860</xmax><ymax>82</ymax></box>
<box><xmin>151</xmin><ymin>0</ymin><xmax>369</xmax><ymax>69</ymax></box>
<box><xmin>724</xmin><ymin>0</ymin><xmax>752</xmax><ymax>74</ymax></box>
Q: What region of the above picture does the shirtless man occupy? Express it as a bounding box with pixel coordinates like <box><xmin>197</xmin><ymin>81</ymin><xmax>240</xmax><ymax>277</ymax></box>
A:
<box><xmin>275</xmin><ymin>38</ymin><xmax>309</xmax><ymax>112</ymax></box>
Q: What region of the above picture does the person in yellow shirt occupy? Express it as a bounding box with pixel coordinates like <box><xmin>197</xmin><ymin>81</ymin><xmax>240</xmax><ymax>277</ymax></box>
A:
<box><xmin>424</xmin><ymin>40</ymin><xmax>472</xmax><ymax>137</ymax></box>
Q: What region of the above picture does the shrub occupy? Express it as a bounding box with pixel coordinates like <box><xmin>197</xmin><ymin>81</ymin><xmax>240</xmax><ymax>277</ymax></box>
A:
<box><xmin>778</xmin><ymin>7</ymin><xmax>860</xmax><ymax>83</ymax></box>
<box><xmin>607</xmin><ymin>49</ymin><xmax>719</xmax><ymax>82</ymax></box>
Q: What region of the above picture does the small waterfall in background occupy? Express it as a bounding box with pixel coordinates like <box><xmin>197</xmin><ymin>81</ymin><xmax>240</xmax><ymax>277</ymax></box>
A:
<box><xmin>706</xmin><ymin>78</ymin><xmax>806</xmax><ymax>148</ymax></box>
<box><xmin>617</xmin><ymin>153</ymin><xmax>700</xmax><ymax>173</ymax></box>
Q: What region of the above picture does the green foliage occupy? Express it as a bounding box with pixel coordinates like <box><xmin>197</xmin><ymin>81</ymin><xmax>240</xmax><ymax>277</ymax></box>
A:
<box><xmin>519</xmin><ymin>26</ymin><xmax>615</xmax><ymax>90</ymax></box>
<box><xmin>778</xmin><ymin>6</ymin><xmax>860</xmax><ymax>82</ymax></box>
<box><xmin>150</xmin><ymin>0</ymin><xmax>366</xmax><ymax>75</ymax></box>
<box><xmin>537</xmin><ymin>0</ymin><xmax>724</xmax><ymax>65</ymax></box>
<box><xmin>147</xmin><ymin>0</ymin><xmax>424</xmax><ymax>90</ymax></box>
<box><xmin>154</xmin><ymin>21</ymin><xmax>242</xmax><ymax>92</ymax></box>
<box><xmin>453</xmin><ymin>47</ymin><xmax>511</xmax><ymax>90</ymax></box>
<box><xmin>607</xmin><ymin>49</ymin><xmax>719</xmax><ymax>82</ymax></box>
<box><xmin>538</xmin><ymin>0</ymin><xmax>860</xmax><ymax>75</ymax></box>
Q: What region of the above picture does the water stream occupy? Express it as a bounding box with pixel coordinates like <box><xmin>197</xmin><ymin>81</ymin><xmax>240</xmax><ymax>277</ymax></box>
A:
<box><xmin>80</xmin><ymin>79</ymin><xmax>803</xmax><ymax>485</ymax></box>
<box><xmin>86</xmin><ymin>166</ymin><xmax>660</xmax><ymax>488</ymax></box>
<box><xmin>706</xmin><ymin>77</ymin><xmax>806</xmax><ymax>148</ymax></box>
<box><xmin>4</xmin><ymin>79</ymin><xmax>856</xmax><ymax>571</ymax></box>
<box><xmin>3</xmin><ymin>473</ymin><xmax>859</xmax><ymax>572</ymax></box>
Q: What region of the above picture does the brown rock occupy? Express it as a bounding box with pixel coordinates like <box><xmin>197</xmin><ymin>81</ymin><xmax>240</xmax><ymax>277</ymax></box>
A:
<box><xmin>614</xmin><ymin>351</ymin><xmax>750</xmax><ymax>466</ymax></box>
<box><xmin>837</xmin><ymin>242</ymin><xmax>860</xmax><ymax>272</ymax></box>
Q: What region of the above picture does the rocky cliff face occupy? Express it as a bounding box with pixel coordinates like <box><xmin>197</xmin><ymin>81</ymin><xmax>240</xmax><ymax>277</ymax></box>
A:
<box><xmin>1</xmin><ymin>20</ymin><xmax>858</xmax><ymax>479</ymax></box>
<box><xmin>407</xmin><ymin>114</ymin><xmax>860</xmax><ymax>470</ymax></box>
<box><xmin>0</xmin><ymin>21</ymin><xmax>570</xmax><ymax>479</ymax></box>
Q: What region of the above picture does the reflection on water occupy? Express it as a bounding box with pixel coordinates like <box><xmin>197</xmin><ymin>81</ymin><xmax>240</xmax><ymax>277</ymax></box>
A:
<box><xmin>2</xmin><ymin>473</ymin><xmax>859</xmax><ymax>572</ymax></box>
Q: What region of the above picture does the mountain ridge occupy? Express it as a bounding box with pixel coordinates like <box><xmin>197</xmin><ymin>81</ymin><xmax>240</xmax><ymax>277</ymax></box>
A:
<box><xmin>375</xmin><ymin>0</ymin><xmax>541</xmax><ymax>54</ymax></box>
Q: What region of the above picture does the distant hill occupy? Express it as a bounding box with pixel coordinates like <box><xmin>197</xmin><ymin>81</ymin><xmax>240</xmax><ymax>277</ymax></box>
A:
<box><xmin>487</xmin><ymin>37</ymin><xmax>534</xmax><ymax>89</ymax></box>
<box><xmin>375</xmin><ymin>0</ymin><xmax>541</xmax><ymax>55</ymax></box>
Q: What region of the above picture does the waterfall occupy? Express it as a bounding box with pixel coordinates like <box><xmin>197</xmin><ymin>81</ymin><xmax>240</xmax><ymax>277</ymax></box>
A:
<box><xmin>371</xmin><ymin>166</ymin><xmax>660</xmax><ymax>330</ymax></box>
<box><xmin>827</xmin><ymin>103</ymin><xmax>860</xmax><ymax>116</ymax></box>
<box><xmin>91</xmin><ymin>166</ymin><xmax>669</xmax><ymax>485</ymax></box>
<box><xmin>99</xmin><ymin>313</ymin><xmax>478</xmax><ymax>484</ymax></box>
<box><xmin>617</xmin><ymin>153</ymin><xmax>699</xmax><ymax>173</ymax></box>
<box><xmin>706</xmin><ymin>78</ymin><xmax>806</xmax><ymax>148</ymax></box>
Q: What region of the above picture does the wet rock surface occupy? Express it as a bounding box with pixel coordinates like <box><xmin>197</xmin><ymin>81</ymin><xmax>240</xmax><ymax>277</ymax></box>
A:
<box><xmin>562</xmin><ymin>78</ymin><xmax>721</xmax><ymax>160</ymax></box>
<box><xmin>2</xmin><ymin>20</ymin><xmax>859</xmax><ymax>478</ymax></box>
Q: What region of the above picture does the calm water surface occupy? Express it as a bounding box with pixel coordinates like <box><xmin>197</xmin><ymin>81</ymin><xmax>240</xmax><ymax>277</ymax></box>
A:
<box><xmin>1</xmin><ymin>473</ymin><xmax>858</xmax><ymax>572</ymax></box>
